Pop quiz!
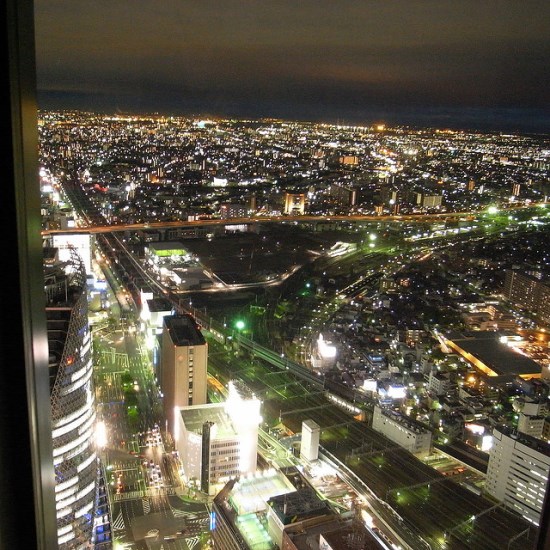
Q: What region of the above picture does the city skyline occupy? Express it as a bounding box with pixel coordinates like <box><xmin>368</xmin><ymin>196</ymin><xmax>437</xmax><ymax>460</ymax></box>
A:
<box><xmin>34</xmin><ymin>0</ymin><xmax>550</xmax><ymax>133</ymax></box>
<box><xmin>37</xmin><ymin>108</ymin><xmax>550</xmax><ymax>548</ymax></box>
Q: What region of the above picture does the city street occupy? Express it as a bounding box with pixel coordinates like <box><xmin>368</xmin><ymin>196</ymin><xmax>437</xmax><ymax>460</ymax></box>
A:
<box><xmin>92</xmin><ymin>261</ymin><xmax>211</xmax><ymax>549</ymax></box>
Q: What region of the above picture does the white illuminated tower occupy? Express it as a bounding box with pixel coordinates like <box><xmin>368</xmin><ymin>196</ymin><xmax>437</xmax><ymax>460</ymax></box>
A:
<box><xmin>44</xmin><ymin>246</ymin><xmax>100</xmax><ymax>548</ymax></box>
<box><xmin>300</xmin><ymin>420</ymin><xmax>320</xmax><ymax>462</ymax></box>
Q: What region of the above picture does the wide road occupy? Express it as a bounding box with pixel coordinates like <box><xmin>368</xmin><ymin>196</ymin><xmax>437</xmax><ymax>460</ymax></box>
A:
<box><xmin>41</xmin><ymin>199</ymin><xmax>548</xmax><ymax>236</ymax></box>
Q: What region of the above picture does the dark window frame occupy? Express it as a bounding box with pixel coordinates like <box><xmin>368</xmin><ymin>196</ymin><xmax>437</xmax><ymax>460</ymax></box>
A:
<box><xmin>3</xmin><ymin>0</ymin><xmax>57</xmax><ymax>547</ymax></box>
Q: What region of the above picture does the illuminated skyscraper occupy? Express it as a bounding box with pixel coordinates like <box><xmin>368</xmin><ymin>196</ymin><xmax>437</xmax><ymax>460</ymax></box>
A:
<box><xmin>44</xmin><ymin>246</ymin><xmax>100</xmax><ymax>548</ymax></box>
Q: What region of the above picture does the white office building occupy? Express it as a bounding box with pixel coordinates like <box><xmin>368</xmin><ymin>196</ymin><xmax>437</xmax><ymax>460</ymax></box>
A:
<box><xmin>486</xmin><ymin>426</ymin><xmax>550</xmax><ymax>525</ymax></box>
<box><xmin>372</xmin><ymin>405</ymin><xmax>432</xmax><ymax>456</ymax></box>
<box><xmin>175</xmin><ymin>381</ymin><xmax>261</xmax><ymax>495</ymax></box>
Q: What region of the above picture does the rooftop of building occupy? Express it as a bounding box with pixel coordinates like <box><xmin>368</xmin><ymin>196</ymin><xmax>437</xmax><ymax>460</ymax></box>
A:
<box><xmin>431</xmin><ymin>371</ymin><xmax>451</xmax><ymax>380</ymax></box>
<box><xmin>302</xmin><ymin>419</ymin><xmax>320</xmax><ymax>432</ymax></box>
<box><xmin>282</xmin><ymin>516</ymin><xmax>342</xmax><ymax>550</ymax></box>
<box><xmin>146</xmin><ymin>296</ymin><xmax>173</xmax><ymax>313</ymax></box>
<box><xmin>445</xmin><ymin>330</ymin><xmax>542</xmax><ymax>377</ymax></box>
<box><xmin>180</xmin><ymin>403</ymin><xmax>237</xmax><ymax>438</ymax></box>
<box><xmin>213</xmin><ymin>478</ymin><xmax>278</xmax><ymax>550</ymax></box>
<box><xmin>164</xmin><ymin>314</ymin><xmax>205</xmax><ymax>346</ymax></box>
<box><xmin>495</xmin><ymin>424</ymin><xmax>550</xmax><ymax>458</ymax></box>
<box><xmin>232</xmin><ymin>513</ymin><xmax>274</xmax><ymax>550</ymax></box>
<box><xmin>147</xmin><ymin>241</ymin><xmax>189</xmax><ymax>258</ymax></box>
<box><xmin>321</xmin><ymin>524</ymin><xmax>386</xmax><ymax>550</ymax></box>
<box><xmin>376</xmin><ymin>405</ymin><xmax>431</xmax><ymax>435</ymax></box>
<box><xmin>230</xmin><ymin>470</ymin><xmax>296</xmax><ymax>516</ymax></box>
<box><xmin>146</xmin><ymin>241</ymin><xmax>187</xmax><ymax>254</ymax></box>
<box><xmin>267</xmin><ymin>487</ymin><xmax>330</xmax><ymax>525</ymax></box>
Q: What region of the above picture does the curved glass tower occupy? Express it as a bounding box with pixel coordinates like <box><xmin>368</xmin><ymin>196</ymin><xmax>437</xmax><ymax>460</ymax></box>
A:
<box><xmin>45</xmin><ymin>245</ymin><xmax>98</xmax><ymax>548</ymax></box>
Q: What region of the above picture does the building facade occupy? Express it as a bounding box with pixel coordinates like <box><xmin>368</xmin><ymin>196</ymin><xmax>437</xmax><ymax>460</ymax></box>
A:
<box><xmin>220</xmin><ymin>203</ymin><xmax>248</xmax><ymax>219</ymax></box>
<box><xmin>284</xmin><ymin>193</ymin><xmax>306</xmax><ymax>215</ymax></box>
<box><xmin>160</xmin><ymin>314</ymin><xmax>208</xmax><ymax>437</ymax></box>
<box><xmin>504</xmin><ymin>270</ymin><xmax>550</xmax><ymax>324</ymax></box>
<box><xmin>44</xmin><ymin>246</ymin><xmax>101</xmax><ymax>548</ymax></box>
<box><xmin>486</xmin><ymin>426</ymin><xmax>550</xmax><ymax>525</ymax></box>
<box><xmin>372</xmin><ymin>406</ymin><xmax>432</xmax><ymax>456</ymax></box>
<box><xmin>175</xmin><ymin>381</ymin><xmax>261</xmax><ymax>495</ymax></box>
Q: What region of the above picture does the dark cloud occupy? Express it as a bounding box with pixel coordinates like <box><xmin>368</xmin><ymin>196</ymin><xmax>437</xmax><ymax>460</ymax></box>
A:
<box><xmin>34</xmin><ymin>0</ymin><xmax>550</xmax><ymax>132</ymax></box>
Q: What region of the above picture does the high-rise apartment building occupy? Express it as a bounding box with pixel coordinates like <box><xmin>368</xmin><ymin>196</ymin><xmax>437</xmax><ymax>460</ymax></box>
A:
<box><xmin>220</xmin><ymin>203</ymin><xmax>248</xmax><ymax>219</ymax></box>
<box><xmin>486</xmin><ymin>426</ymin><xmax>550</xmax><ymax>525</ymax></box>
<box><xmin>504</xmin><ymin>270</ymin><xmax>550</xmax><ymax>324</ymax></box>
<box><xmin>516</xmin><ymin>400</ymin><xmax>548</xmax><ymax>439</ymax></box>
<box><xmin>44</xmin><ymin>246</ymin><xmax>101</xmax><ymax>548</ymax></box>
<box><xmin>329</xmin><ymin>182</ymin><xmax>357</xmax><ymax>207</ymax></box>
<box><xmin>160</xmin><ymin>314</ymin><xmax>208</xmax><ymax>436</ymax></box>
<box><xmin>416</xmin><ymin>193</ymin><xmax>443</xmax><ymax>208</ymax></box>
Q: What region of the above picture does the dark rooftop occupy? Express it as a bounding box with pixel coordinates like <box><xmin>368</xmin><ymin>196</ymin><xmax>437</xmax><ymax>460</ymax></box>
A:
<box><xmin>267</xmin><ymin>488</ymin><xmax>330</xmax><ymax>525</ymax></box>
<box><xmin>445</xmin><ymin>330</ymin><xmax>542</xmax><ymax>377</ymax></box>
<box><xmin>322</xmin><ymin>524</ymin><xmax>385</xmax><ymax>550</ymax></box>
<box><xmin>163</xmin><ymin>314</ymin><xmax>205</xmax><ymax>346</ymax></box>
<box><xmin>496</xmin><ymin>424</ymin><xmax>550</xmax><ymax>458</ymax></box>
<box><xmin>146</xmin><ymin>297</ymin><xmax>173</xmax><ymax>313</ymax></box>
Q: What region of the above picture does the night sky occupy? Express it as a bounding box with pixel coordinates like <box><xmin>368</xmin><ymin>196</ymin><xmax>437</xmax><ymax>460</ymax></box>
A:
<box><xmin>34</xmin><ymin>0</ymin><xmax>550</xmax><ymax>133</ymax></box>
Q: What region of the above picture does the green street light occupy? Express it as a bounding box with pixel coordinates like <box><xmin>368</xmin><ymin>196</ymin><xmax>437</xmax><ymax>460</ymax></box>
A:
<box><xmin>235</xmin><ymin>320</ymin><xmax>246</xmax><ymax>331</ymax></box>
